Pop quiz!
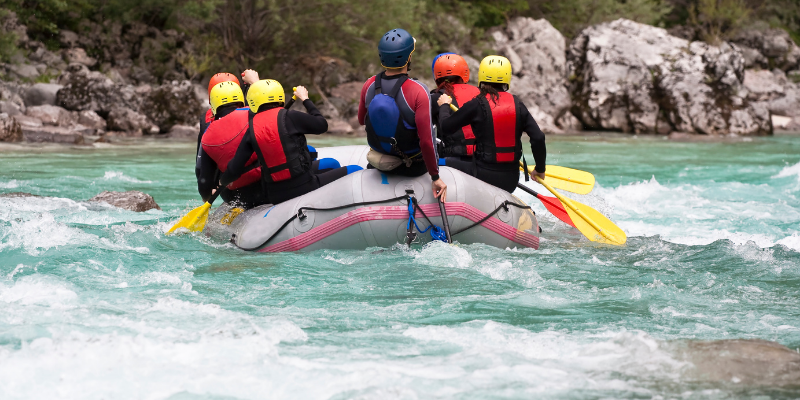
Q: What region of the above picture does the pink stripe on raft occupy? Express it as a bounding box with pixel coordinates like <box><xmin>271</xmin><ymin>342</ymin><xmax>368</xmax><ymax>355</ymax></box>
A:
<box><xmin>258</xmin><ymin>202</ymin><xmax>539</xmax><ymax>253</ymax></box>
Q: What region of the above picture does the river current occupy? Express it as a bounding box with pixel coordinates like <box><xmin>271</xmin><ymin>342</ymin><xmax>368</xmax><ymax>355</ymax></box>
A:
<box><xmin>1</xmin><ymin>135</ymin><xmax>799</xmax><ymax>399</ymax></box>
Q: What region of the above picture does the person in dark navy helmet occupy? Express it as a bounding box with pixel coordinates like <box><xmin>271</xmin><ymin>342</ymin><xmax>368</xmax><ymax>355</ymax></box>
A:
<box><xmin>358</xmin><ymin>28</ymin><xmax>447</xmax><ymax>202</ymax></box>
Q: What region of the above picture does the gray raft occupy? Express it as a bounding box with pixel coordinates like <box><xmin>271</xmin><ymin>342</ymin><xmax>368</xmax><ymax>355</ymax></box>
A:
<box><xmin>205</xmin><ymin>158</ymin><xmax>540</xmax><ymax>252</ymax></box>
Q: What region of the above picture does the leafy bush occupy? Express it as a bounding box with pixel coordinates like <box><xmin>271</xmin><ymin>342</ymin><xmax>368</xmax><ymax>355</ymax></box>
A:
<box><xmin>689</xmin><ymin>0</ymin><xmax>750</xmax><ymax>43</ymax></box>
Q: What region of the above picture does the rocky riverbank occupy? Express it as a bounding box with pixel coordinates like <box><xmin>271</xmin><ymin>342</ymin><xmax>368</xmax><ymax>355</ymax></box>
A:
<box><xmin>2</xmin><ymin>12</ymin><xmax>800</xmax><ymax>145</ymax></box>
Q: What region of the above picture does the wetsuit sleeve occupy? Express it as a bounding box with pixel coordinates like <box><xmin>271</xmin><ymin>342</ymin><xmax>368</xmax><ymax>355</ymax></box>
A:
<box><xmin>242</xmin><ymin>83</ymin><xmax>250</xmax><ymax>99</ymax></box>
<box><xmin>357</xmin><ymin>78</ymin><xmax>373</xmax><ymax>126</ymax></box>
<box><xmin>196</xmin><ymin>112</ymin><xmax>209</xmax><ymax>179</ymax></box>
<box><xmin>286</xmin><ymin>100</ymin><xmax>328</xmax><ymax>135</ymax></box>
<box><xmin>430</xmin><ymin>91</ymin><xmax>442</xmax><ymax>137</ymax></box>
<box><xmin>404</xmin><ymin>80</ymin><xmax>438</xmax><ymax>177</ymax></box>
<box><xmin>220</xmin><ymin>133</ymin><xmax>256</xmax><ymax>187</ymax></box>
<box><xmin>438</xmin><ymin>97</ymin><xmax>481</xmax><ymax>136</ymax></box>
<box><xmin>196</xmin><ymin>147</ymin><xmax>217</xmax><ymax>202</ymax></box>
<box><xmin>518</xmin><ymin>100</ymin><xmax>547</xmax><ymax>173</ymax></box>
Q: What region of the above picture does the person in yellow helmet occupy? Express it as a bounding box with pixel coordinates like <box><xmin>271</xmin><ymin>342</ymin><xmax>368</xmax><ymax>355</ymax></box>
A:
<box><xmin>196</xmin><ymin>81</ymin><xmax>267</xmax><ymax>209</ymax></box>
<box><xmin>220</xmin><ymin>79</ymin><xmax>361</xmax><ymax>204</ymax></box>
<box><xmin>437</xmin><ymin>55</ymin><xmax>546</xmax><ymax>193</ymax></box>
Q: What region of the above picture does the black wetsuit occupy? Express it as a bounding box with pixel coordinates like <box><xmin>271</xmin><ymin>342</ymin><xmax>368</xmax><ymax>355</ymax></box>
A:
<box><xmin>196</xmin><ymin>104</ymin><xmax>269</xmax><ymax>209</ymax></box>
<box><xmin>438</xmin><ymin>92</ymin><xmax>546</xmax><ymax>193</ymax></box>
<box><xmin>220</xmin><ymin>100</ymin><xmax>349</xmax><ymax>205</ymax></box>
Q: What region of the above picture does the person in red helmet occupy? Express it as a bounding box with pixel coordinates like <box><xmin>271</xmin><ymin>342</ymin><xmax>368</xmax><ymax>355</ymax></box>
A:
<box><xmin>429</xmin><ymin>53</ymin><xmax>480</xmax><ymax>159</ymax></box>
<box><xmin>196</xmin><ymin>73</ymin><xmax>241</xmax><ymax>180</ymax></box>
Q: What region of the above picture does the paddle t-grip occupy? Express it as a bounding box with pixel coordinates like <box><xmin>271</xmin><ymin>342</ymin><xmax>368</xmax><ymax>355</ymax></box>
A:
<box><xmin>284</xmin><ymin>86</ymin><xmax>299</xmax><ymax>109</ymax></box>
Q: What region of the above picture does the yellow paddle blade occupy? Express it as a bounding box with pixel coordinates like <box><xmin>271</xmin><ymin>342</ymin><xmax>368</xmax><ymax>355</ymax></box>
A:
<box><xmin>166</xmin><ymin>202</ymin><xmax>212</xmax><ymax>235</ymax></box>
<box><xmin>520</xmin><ymin>164</ymin><xmax>596</xmax><ymax>195</ymax></box>
<box><xmin>535</xmin><ymin>177</ymin><xmax>626</xmax><ymax>246</ymax></box>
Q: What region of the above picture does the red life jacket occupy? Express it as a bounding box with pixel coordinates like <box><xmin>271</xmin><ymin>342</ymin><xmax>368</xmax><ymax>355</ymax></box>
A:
<box><xmin>249</xmin><ymin>108</ymin><xmax>309</xmax><ymax>183</ymax></box>
<box><xmin>201</xmin><ymin>109</ymin><xmax>261</xmax><ymax>190</ymax></box>
<box><xmin>204</xmin><ymin>109</ymin><xmax>214</xmax><ymax>123</ymax></box>
<box><xmin>439</xmin><ymin>83</ymin><xmax>480</xmax><ymax>157</ymax></box>
<box><xmin>475</xmin><ymin>92</ymin><xmax>519</xmax><ymax>163</ymax></box>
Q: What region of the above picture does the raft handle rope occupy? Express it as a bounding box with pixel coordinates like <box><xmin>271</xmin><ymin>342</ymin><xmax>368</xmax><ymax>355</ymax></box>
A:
<box><xmin>405</xmin><ymin>192</ymin><xmax>448</xmax><ymax>245</ymax></box>
<box><xmin>233</xmin><ymin>192</ymin><xmax>532</xmax><ymax>251</ymax></box>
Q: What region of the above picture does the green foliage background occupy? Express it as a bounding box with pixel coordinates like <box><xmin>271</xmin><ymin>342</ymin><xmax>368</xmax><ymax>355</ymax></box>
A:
<box><xmin>0</xmin><ymin>0</ymin><xmax>796</xmax><ymax>85</ymax></box>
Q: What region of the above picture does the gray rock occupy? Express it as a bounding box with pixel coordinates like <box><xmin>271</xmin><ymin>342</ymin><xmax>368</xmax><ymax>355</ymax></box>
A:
<box><xmin>327</xmin><ymin>118</ymin><xmax>354</xmax><ymax>135</ymax></box>
<box><xmin>568</xmin><ymin>19</ymin><xmax>770</xmax><ymax>135</ymax></box>
<box><xmin>0</xmin><ymin>192</ymin><xmax>40</xmax><ymax>198</ymax></box>
<box><xmin>744</xmin><ymin>69</ymin><xmax>800</xmax><ymax>131</ymax></box>
<box><xmin>329</xmin><ymin>81</ymin><xmax>363</xmax><ymax>104</ymax></box>
<box><xmin>25</xmin><ymin>105</ymin><xmax>76</xmax><ymax>126</ymax></box>
<box><xmin>139</xmin><ymin>80</ymin><xmax>206</xmax><ymax>132</ymax></box>
<box><xmin>21</xmin><ymin>125</ymin><xmax>84</xmax><ymax>144</ymax></box>
<box><xmin>731</xmin><ymin>28</ymin><xmax>800</xmax><ymax>71</ymax></box>
<box><xmin>13</xmin><ymin>115</ymin><xmax>43</xmax><ymax>128</ymax></box>
<box><xmin>23</xmin><ymin>83</ymin><xmax>63</xmax><ymax>106</ymax></box>
<box><xmin>5</xmin><ymin>63</ymin><xmax>39</xmax><ymax>80</ymax></box>
<box><xmin>166</xmin><ymin>124</ymin><xmax>196</xmax><ymax>139</ymax></box>
<box><xmin>106</xmin><ymin>107</ymin><xmax>152</xmax><ymax>134</ymax></box>
<box><xmin>77</xmin><ymin>110</ymin><xmax>107</xmax><ymax>130</ymax></box>
<box><xmin>0</xmin><ymin>100</ymin><xmax>24</xmax><ymax>116</ymax></box>
<box><xmin>89</xmin><ymin>191</ymin><xmax>160</xmax><ymax>212</ymax></box>
<box><xmin>0</xmin><ymin>115</ymin><xmax>23</xmax><ymax>142</ymax></box>
<box><xmin>60</xmin><ymin>30</ymin><xmax>79</xmax><ymax>48</ymax></box>
<box><xmin>63</xmin><ymin>48</ymin><xmax>97</xmax><ymax>67</ymax></box>
<box><xmin>490</xmin><ymin>17</ymin><xmax>570</xmax><ymax>133</ymax></box>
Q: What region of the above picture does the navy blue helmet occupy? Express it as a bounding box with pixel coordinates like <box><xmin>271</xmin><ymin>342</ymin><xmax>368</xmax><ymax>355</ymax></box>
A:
<box><xmin>378</xmin><ymin>29</ymin><xmax>416</xmax><ymax>69</ymax></box>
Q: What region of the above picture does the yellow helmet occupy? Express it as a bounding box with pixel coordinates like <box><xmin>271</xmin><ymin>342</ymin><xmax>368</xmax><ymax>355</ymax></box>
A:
<box><xmin>247</xmin><ymin>79</ymin><xmax>285</xmax><ymax>112</ymax></box>
<box><xmin>209</xmin><ymin>81</ymin><xmax>245</xmax><ymax>115</ymax></box>
<box><xmin>478</xmin><ymin>55</ymin><xmax>512</xmax><ymax>85</ymax></box>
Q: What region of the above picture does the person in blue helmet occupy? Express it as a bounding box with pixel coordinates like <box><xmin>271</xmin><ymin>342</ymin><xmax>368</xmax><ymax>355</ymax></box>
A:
<box><xmin>357</xmin><ymin>28</ymin><xmax>447</xmax><ymax>202</ymax></box>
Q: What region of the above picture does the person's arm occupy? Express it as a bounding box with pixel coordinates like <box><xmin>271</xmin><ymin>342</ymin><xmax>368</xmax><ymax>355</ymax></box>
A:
<box><xmin>220</xmin><ymin>133</ymin><xmax>256</xmax><ymax>187</ymax></box>
<box><xmin>438</xmin><ymin>96</ymin><xmax>481</xmax><ymax>136</ymax></box>
<box><xmin>196</xmin><ymin>113</ymin><xmax>209</xmax><ymax>179</ymax></box>
<box><xmin>406</xmin><ymin>80</ymin><xmax>446</xmax><ymax>201</ymax></box>
<box><xmin>430</xmin><ymin>91</ymin><xmax>442</xmax><ymax>138</ymax></box>
<box><xmin>196</xmin><ymin>147</ymin><xmax>217</xmax><ymax>202</ymax></box>
<box><xmin>357</xmin><ymin>77</ymin><xmax>375</xmax><ymax>126</ymax></box>
<box><xmin>286</xmin><ymin>87</ymin><xmax>328</xmax><ymax>135</ymax></box>
<box><xmin>518</xmin><ymin>100</ymin><xmax>547</xmax><ymax>176</ymax></box>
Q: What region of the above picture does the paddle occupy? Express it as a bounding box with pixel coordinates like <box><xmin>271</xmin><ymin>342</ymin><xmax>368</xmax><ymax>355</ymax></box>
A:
<box><xmin>520</xmin><ymin>163</ymin><xmax>595</xmax><ymax>195</ymax></box>
<box><xmin>166</xmin><ymin>188</ymin><xmax>223</xmax><ymax>235</ymax></box>
<box><xmin>284</xmin><ymin>87</ymin><xmax>298</xmax><ymax>109</ymax></box>
<box><xmin>515</xmin><ymin>183</ymin><xmax>575</xmax><ymax>228</ymax></box>
<box><xmin>534</xmin><ymin>176</ymin><xmax>626</xmax><ymax>246</ymax></box>
<box><xmin>438</xmin><ymin>198</ymin><xmax>453</xmax><ymax>243</ymax></box>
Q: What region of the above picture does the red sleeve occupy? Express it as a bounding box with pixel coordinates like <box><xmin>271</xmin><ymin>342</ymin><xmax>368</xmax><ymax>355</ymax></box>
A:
<box><xmin>357</xmin><ymin>76</ymin><xmax>376</xmax><ymax>126</ymax></box>
<box><xmin>403</xmin><ymin>80</ymin><xmax>439</xmax><ymax>177</ymax></box>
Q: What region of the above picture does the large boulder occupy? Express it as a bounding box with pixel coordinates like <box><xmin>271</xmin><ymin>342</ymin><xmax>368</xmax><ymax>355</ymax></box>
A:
<box><xmin>106</xmin><ymin>107</ymin><xmax>154</xmax><ymax>135</ymax></box>
<box><xmin>0</xmin><ymin>114</ymin><xmax>23</xmax><ymax>142</ymax></box>
<box><xmin>77</xmin><ymin>110</ymin><xmax>107</xmax><ymax>131</ymax></box>
<box><xmin>21</xmin><ymin>125</ymin><xmax>84</xmax><ymax>144</ymax></box>
<box><xmin>744</xmin><ymin>69</ymin><xmax>800</xmax><ymax>131</ymax></box>
<box><xmin>568</xmin><ymin>19</ymin><xmax>770</xmax><ymax>135</ymax></box>
<box><xmin>56</xmin><ymin>65</ymin><xmax>143</xmax><ymax>114</ymax></box>
<box><xmin>25</xmin><ymin>105</ymin><xmax>76</xmax><ymax>126</ymax></box>
<box><xmin>88</xmin><ymin>191</ymin><xmax>160</xmax><ymax>212</ymax></box>
<box><xmin>731</xmin><ymin>28</ymin><xmax>800</xmax><ymax>71</ymax></box>
<box><xmin>23</xmin><ymin>83</ymin><xmax>63</xmax><ymax>106</ymax></box>
<box><xmin>140</xmin><ymin>80</ymin><xmax>204</xmax><ymax>132</ymax></box>
<box><xmin>491</xmin><ymin>17</ymin><xmax>571</xmax><ymax>133</ymax></box>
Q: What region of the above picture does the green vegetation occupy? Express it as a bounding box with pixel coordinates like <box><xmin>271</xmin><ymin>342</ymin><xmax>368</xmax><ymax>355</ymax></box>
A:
<box><xmin>0</xmin><ymin>0</ymin><xmax>797</xmax><ymax>86</ymax></box>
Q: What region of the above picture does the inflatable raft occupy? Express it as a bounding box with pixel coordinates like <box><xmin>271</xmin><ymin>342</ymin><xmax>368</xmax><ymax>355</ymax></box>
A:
<box><xmin>205</xmin><ymin>163</ymin><xmax>540</xmax><ymax>252</ymax></box>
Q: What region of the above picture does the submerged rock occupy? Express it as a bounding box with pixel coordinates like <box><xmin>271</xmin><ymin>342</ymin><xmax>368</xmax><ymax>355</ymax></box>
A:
<box><xmin>88</xmin><ymin>191</ymin><xmax>161</xmax><ymax>212</ymax></box>
<box><xmin>568</xmin><ymin>19</ymin><xmax>771</xmax><ymax>136</ymax></box>
<box><xmin>671</xmin><ymin>339</ymin><xmax>800</xmax><ymax>386</ymax></box>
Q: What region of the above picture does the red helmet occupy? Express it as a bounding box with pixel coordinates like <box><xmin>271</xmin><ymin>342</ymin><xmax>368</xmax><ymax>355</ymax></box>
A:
<box><xmin>433</xmin><ymin>54</ymin><xmax>470</xmax><ymax>84</ymax></box>
<box><xmin>207</xmin><ymin>73</ymin><xmax>240</xmax><ymax>96</ymax></box>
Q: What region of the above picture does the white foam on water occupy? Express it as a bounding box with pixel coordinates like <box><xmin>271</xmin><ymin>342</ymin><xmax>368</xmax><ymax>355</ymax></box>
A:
<box><xmin>0</xmin><ymin>275</ymin><xmax>77</xmax><ymax>307</ymax></box>
<box><xmin>102</xmin><ymin>171</ymin><xmax>153</xmax><ymax>184</ymax></box>
<box><xmin>0</xmin><ymin>179</ymin><xmax>19</xmax><ymax>189</ymax></box>
<box><xmin>413</xmin><ymin>241</ymin><xmax>473</xmax><ymax>269</ymax></box>
<box><xmin>774</xmin><ymin>161</ymin><xmax>800</xmax><ymax>182</ymax></box>
<box><xmin>777</xmin><ymin>233</ymin><xmax>800</xmax><ymax>251</ymax></box>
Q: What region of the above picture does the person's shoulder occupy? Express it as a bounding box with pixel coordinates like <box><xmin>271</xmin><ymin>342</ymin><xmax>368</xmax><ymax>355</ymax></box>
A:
<box><xmin>405</xmin><ymin>77</ymin><xmax>429</xmax><ymax>93</ymax></box>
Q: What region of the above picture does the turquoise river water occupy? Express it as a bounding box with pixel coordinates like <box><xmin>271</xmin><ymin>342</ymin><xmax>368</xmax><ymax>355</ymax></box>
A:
<box><xmin>1</xmin><ymin>134</ymin><xmax>799</xmax><ymax>399</ymax></box>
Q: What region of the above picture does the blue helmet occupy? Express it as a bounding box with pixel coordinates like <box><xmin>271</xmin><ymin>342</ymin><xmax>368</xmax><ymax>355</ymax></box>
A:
<box><xmin>431</xmin><ymin>52</ymin><xmax>455</xmax><ymax>80</ymax></box>
<box><xmin>378</xmin><ymin>29</ymin><xmax>416</xmax><ymax>69</ymax></box>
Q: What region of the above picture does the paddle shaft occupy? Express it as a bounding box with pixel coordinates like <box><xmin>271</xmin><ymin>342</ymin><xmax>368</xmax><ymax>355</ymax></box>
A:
<box><xmin>438</xmin><ymin>199</ymin><xmax>453</xmax><ymax>243</ymax></box>
<box><xmin>284</xmin><ymin>87</ymin><xmax>299</xmax><ymax>109</ymax></box>
<box><xmin>515</xmin><ymin>183</ymin><xmax>542</xmax><ymax>198</ymax></box>
<box><xmin>534</xmin><ymin>176</ymin><xmax>619</xmax><ymax>243</ymax></box>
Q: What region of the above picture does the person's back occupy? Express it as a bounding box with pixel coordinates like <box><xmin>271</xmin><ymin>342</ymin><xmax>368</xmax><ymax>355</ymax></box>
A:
<box><xmin>429</xmin><ymin>53</ymin><xmax>480</xmax><ymax>158</ymax></box>
<box><xmin>196</xmin><ymin>81</ymin><xmax>267</xmax><ymax>209</ymax></box>
<box><xmin>357</xmin><ymin>28</ymin><xmax>447</xmax><ymax>202</ymax></box>
<box><xmin>221</xmin><ymin>80</ymin><xmax>359</xmax><ymax>205</ymax></box>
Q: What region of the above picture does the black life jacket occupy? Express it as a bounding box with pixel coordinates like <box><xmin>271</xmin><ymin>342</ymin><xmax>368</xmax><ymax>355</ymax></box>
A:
<box><xmin>438</xmin><ymin>83</ymin><xmax>480</xmax><ymax>157</ymax></box>
<box><xmin>474</xmin><ymin>92</ymin><xmax>520</xmax><ymax>164</ymax></box>
<box><xmin>365</xmin><ymin>73</ymin><xmax>420</xmax><ymax>156</ymax></box>
<box><xmin>248</xmin><ymin>108</ymin><xmax>310</xmax><ymax>184</ymax></box>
